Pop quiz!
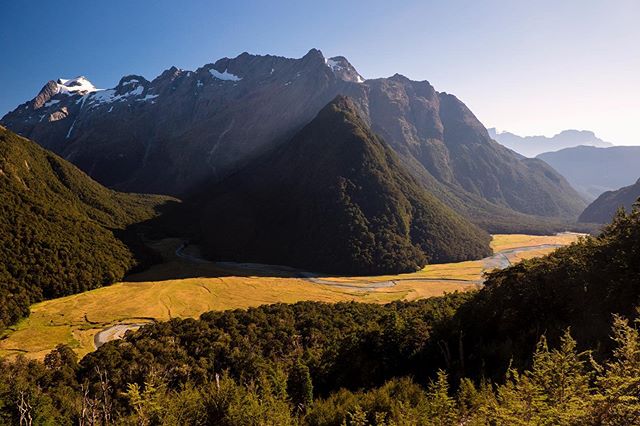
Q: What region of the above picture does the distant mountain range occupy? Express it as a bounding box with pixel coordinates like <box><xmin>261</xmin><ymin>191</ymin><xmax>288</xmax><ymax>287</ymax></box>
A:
<box><xmin>189</xmin><ymin>96</ymin><xmax>492</xmax><ymax>274</ymax></box>
<box><xmin>1</xmin><ymin>49</ymin><xmax>586</xmax><ymax>232</ymax></box>
<box><xmin>579</xmin><ymin>178</ymin><xmax>640</xmax><ymax>224</ymax></box>
<box><xmin>537</xmin><ymin>145</ymin><xmax>640</xmax><ymax>200</ymax></box>
<box><xmin>488</xmin><ymin>128</ymin><xmax>613</xmax><ymax>158</ymax></box>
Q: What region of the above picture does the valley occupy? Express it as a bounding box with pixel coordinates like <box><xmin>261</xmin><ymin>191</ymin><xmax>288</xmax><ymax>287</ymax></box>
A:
<box><xmin>0</xmin><ymin>233</ymin><xmax>581</xmax><ymax>360</ymax></box>
<box><xmin>2</xmin><ymin>3</ymin><xmax>639</xmax><ymax>422</ymax></box>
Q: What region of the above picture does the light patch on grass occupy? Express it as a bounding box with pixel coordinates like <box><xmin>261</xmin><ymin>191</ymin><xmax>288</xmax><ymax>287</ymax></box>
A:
<box><xmin>490</xmin><ymin>233</ymin><xmax>582</xmax><ymax>252</ymax></box>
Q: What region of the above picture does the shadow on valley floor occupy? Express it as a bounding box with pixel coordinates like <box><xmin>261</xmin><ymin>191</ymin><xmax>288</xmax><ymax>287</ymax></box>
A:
<box><xmin>118</xmin><ymin>194</ymin><xmax>591</xmax><ymax>285</ymax></box>
<box><xmin>122</xmin><ymin>237</ymin><xmax>345</xmax><ymax>283</ymax></box>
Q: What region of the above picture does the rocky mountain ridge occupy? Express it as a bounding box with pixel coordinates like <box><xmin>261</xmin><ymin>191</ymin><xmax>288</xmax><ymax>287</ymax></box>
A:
<box><xmin>2</xmin><ymin>49</ymin><xmax>586</xmax><ymax>228</ymax></box>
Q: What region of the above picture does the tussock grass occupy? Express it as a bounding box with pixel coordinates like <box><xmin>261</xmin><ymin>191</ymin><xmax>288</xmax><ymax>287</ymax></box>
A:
<box><xmin>0</xmin><ymin>234</ymin><xmax>580</xmax><ymax>360</ymax></box>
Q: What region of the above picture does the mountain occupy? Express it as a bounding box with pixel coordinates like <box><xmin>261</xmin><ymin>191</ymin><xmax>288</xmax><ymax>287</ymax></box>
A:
<box><xmin>1</xmin><ymin>49</ymin><xmax>586</xmax><ymax>228</ymax></box>
<box><xmin>489</xmin><ymin>128</ymin><xmax>613</xmax><ymax>157</ymax></box>
<box><xmin>191</xmin><ymin>96</ymin><xmax>492</xmax><ymax>275</ymax></box>
<box><xmin>0</xmin><ymin>125</ymin><xmax>172</xmax><ymax>330</ymax></box>
<box><xmin>537</xmin><ymin>145</ymin><xmax>640</xmax><ymax>200</ymax></box>
<box><xmin>579</xmin><ymin>179</ymin><xmax>640</xmax><ymax>223</ymax></box>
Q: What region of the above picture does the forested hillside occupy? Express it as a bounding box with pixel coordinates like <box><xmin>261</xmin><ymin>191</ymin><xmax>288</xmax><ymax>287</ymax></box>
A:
<box><xmin>446</xmin><ymin>198</ymin><xmax>640</xmax><ymax>380</ymax></box>
<box><xmin>193</xmin><ymin>96</ymin><xmax>491</xmax><ymax>274</ymax></box>
<box><xmin>0</xmin><ymin>202</ymin><xmax>639</xmax><ymax>424</ymax></box>
<box><xmin>0</xmin><ymin>126</ymin><xmax>172</xmax><ymax>330</ymax></box>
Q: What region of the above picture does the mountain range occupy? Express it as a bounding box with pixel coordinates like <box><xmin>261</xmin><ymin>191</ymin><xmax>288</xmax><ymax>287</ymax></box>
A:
<box><xmin>191</xmin><ymin>96</ymin><xmax>492</xmax><ymax>274</ymax></box>
<box><xmin>537</xmin><ymin>145</ymin><xmax>640</xmax><ymax>200</ymax></box>
<box><xmin>1</xmin><ymin>49</ymin><xmax>586</xmax><ymax>233</ymax></box>
<box><xmin>488</xmin><ymin>128</ymin><xmax>613</xmax><ymax>157</ymax></box>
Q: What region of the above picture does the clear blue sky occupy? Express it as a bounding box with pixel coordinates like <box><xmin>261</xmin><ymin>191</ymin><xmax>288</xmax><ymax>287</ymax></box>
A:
<box><xmin>2</xmin><ymin>0</ymin><xmax>638</xmax><ymax>144</ymax></box>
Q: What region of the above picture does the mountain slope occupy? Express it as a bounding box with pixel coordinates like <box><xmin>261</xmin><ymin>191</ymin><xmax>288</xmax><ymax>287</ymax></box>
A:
<box><xmin>538</xmin><ymin>145</ymin><xmax>640</xmax><ymax>200</ymax></box>
<box><xmin>579</xmin><ymin>179</ymin><xmax>640</xmax><ymax>223</ymax></box>
<box><xmin>192</xmin><ymin>96</ymin><xmax>492</xmax><ymax>275</ymax></box>
<box><xmin>1</xmin><ymin>49</ymin><xmax>586</xmax><ymax>223</ymax></box>
<box><xmin>489</xmin><ymin>128</ymin><xmax>612</xmax><ymax>157</ymax></box>
<box><xmin>432</xmin><ymin>92</ymin><xmax>585</xmax><ymax>217</ymax></box>
<box><xmin>0</xmin><ymin>125</ymin><xmax>172</xmax><ymax>330</ymax></box>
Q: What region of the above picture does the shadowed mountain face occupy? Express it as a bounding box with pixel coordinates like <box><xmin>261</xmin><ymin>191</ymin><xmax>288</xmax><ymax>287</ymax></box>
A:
<box><xmin>0</xmin><ymin>125</ymin><xmax>171</xmax><ymax>329</ymax></box>
<box><xmin>192</xmin><ymin>97</ymin><xmax>492</xmax><ymax>275</ymax></box>
<box><xmin>489</xmin><ymin>128</ymin><xmax>613</xmax><ymax>158</ymax></box>
<box><xmin>1</xmin><ymin>49</ymin><xmax>585</xmax><ymax>223</ymax></box>
<box><xmin>538</xmin><ymin>145</ymin><xmax>640</xmax><ymax>201</ymax></box>
<box><xmin>579</xmin><ymin>179</ymin><xmax>640</xmax><ymax>223</ymax></box>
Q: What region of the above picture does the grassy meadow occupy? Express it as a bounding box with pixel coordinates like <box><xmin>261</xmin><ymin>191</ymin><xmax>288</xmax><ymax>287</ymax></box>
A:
<box><xmin>0</xmin><ymin>234</ymin><xmax>581</xmax><ymax>360</ymax></box>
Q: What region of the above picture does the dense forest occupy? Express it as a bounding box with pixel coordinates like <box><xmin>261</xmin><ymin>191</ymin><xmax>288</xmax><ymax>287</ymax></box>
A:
<box><xmin>0</xmin><ymin>126</ymin><xmax>173</xmax><ymax>331</ymax></box>
<box><xmin>192</xmin><ymin>96</ymin><xmax>492</xmax><ymax>275</ymax></box>
<box><xmin>0</xmin><ymin>201</ymin><xmax>639</xmax><ymax>424</ymax></box>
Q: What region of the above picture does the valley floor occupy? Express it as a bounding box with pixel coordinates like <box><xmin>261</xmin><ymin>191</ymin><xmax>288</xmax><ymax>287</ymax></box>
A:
<box><xmin>0</xmin><ymin>233</ymin><xmax>581</xmax><ymax>360</ymax></box>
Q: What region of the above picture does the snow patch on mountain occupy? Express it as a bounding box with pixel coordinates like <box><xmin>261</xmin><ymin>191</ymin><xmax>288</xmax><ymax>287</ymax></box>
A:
<box><xmin>128</xmin><ymin>86</ymin><xmax>144</xmax><ymax>96</ymax></box>
<box><xmin>326</xmin><ymin>58</ymin><xmax>342</xmax><ymax>72</ymax></box>
<box><xmin>139</xmin><ymin>94</ymin><xmax>158</xmax><ymax>102</ymax></box>
<box><xmin>43</xmin><ymin>100</ymin><xmax>60</xmax><ymax>108</ymax></box>
<box><xmin>209</xmin><ymin>68</ymin><xmax>242</xmax><ymax>81</ymax></box>
<box><xmin>325</xmin><ymin>57</ymin><xmax>365</xmax><ymax>83</ymax></box>
<box><xmin>86</xmin><ymin>85</ymin><xmax>149</xmax><ymax>108</ymax></box>
<box><xmin>56</xmin><ymin>77</ymin><xmax>99</xmax><ymax>95</ymax></box>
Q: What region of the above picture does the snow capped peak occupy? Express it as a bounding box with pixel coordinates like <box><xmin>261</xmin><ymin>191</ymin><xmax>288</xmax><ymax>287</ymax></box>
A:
<box><xmin>55</xmin><ymin>76</ymin><xmax>100</xmax><ymax>95</ymax></box>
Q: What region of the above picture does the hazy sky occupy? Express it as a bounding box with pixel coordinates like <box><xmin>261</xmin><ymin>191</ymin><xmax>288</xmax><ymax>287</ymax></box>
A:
<box><xmin>2</xmin><ymin>0</ymin><xmax>638</xmax><ymax>144</ymax></box>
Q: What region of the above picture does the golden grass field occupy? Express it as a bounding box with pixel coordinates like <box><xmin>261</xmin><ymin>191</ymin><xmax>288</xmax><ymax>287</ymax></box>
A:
<box><xmin>489</xmin><ymin>233</ymin><xmax>581</xmax><ymax>252</ymax></box>
<box><xmin>0</xmin><ymin>233</ymin><xmax>581</xmax><ymax>360</ymax></box>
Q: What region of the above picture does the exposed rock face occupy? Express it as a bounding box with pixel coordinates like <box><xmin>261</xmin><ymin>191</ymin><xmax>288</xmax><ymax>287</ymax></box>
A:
<box><xmin>1</xmin><ymin>49</ymin><xmax>585</xmax><ymax>222</ymax></box>
<box><xmin>579</xmin><ymin>179</ymin><xmax>640</xmax><ymax>223</ymax></box>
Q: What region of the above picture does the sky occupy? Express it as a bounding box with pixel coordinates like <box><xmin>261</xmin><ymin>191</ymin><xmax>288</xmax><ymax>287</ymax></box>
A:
<box><xmin>1</xmin><ymin>0</ymin><xmax>638</xmax><ymax>145</ymax></box>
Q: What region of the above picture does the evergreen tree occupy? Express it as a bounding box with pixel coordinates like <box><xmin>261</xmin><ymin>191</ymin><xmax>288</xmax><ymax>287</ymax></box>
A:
<box><xmin>590</xmin><ymin>315</ymin><xmax>640</xmax><ymax>424</ymax></box>
<box><xmin>288</xmin><ymin>360</ymin><xmax>314</xmax><ymax>413</ymax></box>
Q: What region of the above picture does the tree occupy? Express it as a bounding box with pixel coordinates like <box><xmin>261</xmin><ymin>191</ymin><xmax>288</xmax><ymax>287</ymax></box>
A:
<box><xmin>424</xmin><ymin>370</ymin><xmax>458</xmax><ymax>425</ymax></box>
<box><xmin>590</xmin><ymin>315</ymin><xmax>640</xmax><ymax>424</ymax></box>
<box><xmin>287</xmin><ymin>360</ymin><xmax>313</xmax><ymax>413</ymax></box>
